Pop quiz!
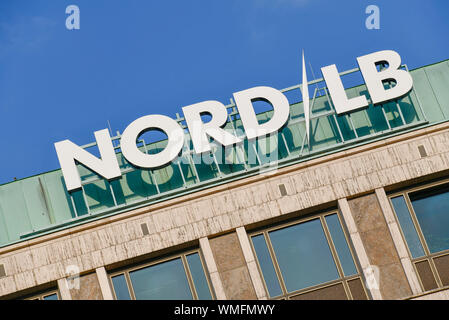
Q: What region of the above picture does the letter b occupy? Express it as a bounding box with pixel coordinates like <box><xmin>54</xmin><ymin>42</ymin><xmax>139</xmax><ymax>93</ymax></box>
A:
<box><xmin>357</xmin><ymin>50</ymin><xmax>413</xmax><ymax>105</ymax></box>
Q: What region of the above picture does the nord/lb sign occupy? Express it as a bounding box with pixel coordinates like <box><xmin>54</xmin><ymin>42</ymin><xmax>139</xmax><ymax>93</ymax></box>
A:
<box><xmin>55</xmin><ymin>50</ymin><xmax>413</xmax><ymax>192</ymax></box>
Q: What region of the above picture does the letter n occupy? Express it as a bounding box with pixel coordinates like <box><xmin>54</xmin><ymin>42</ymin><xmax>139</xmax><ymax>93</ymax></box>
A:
<box><xmin>55</xmin><ymin>129</ymin><xmax>121</xmax><ymax>191</ymax></box>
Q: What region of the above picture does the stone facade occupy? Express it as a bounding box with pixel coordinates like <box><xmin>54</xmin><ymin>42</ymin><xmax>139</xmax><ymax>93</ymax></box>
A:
<box><xmin>209</xmin><ymin>232</ymin><xmax>257</xmax><ymax>300</ymax></box>
<box><xmin>347</xmin><ymin>193</ymin><xmax>412</xmax><ymax>299</ymax></box>
<box><xmin>69</xmin><ymin>272</ymin><xmax>103</xmax><ymax>300</ymax></box>
<box><xmin>1</xmin><ymin>122</ymin><xmax>449</xmax><ymax>299</ymax></box>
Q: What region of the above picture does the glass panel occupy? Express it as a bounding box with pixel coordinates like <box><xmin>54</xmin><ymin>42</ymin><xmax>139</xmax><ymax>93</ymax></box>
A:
<box><xmin>415</xmin><ymin>260</ymin><xmax>438</xmax><ymax>291</ymax></box>
<box><xmin>251</xmin><ymin>234</ymin><xmax>283</xmax><ymax>297</ymax></box>
<box><xmin>347</xmin><ymin>278</ymin><xmax>367</xmax><ymax>300</ymax></box>
<box><xmin>42</xmin><ymin>293</ymin><xmax>58</xmax><ymax>300</ymax></box>
<box><xmin>433</xmin><ymin>254</ymin><xmax>449</xmax><ymax>286</ymax></box>
<box><xmin>111</xmin><ymin>274</ymin><xmax>131</xmax><ymax>300</ymax></box>
<box><xmin>325</xmin><ymin>214</ymin><xmax>357</xmax><ymax>276</ymax></box>
<box><xmin>269</xmin><ymin>219</ymin><xmax>339</xmax><ymax>292</ymax></box>
<box><xmin>186</xmin><ymin>253</ymin><xmax>212</xmax><ymax>300</ymax></box>
<box><xmin>410</xmin><ymin>185</ymin><xmax>449</xmax><ymax>254</ymax></box>
<box><xmin>129</xmin><ymin>258</ymin><xmax>193</xmax><ymax>300</ymax></box>
<box><xmin>391</xmin><ymin>196</ymin><xmax>425</xmax><ymax>258</ymax></box>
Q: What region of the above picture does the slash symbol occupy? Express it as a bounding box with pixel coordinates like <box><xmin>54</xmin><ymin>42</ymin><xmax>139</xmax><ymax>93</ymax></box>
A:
<box><xmin>302</xmin><ymin>50</ymin><xmax>310</xmax><ymax>145</ymax></box>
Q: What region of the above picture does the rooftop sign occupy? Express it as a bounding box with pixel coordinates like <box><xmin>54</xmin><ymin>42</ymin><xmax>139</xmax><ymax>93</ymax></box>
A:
<box><xmin>55</xmin><ymin>50</ymin><xmax>413</xmax><ymax>192</ymax></box>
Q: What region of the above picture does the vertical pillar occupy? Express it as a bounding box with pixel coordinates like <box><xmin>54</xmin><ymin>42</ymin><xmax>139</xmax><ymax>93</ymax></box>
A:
<box><xmin>96</xmin><ymin>267</ymin><xmax>114</xmax><ymax>300</ymax></box>
<box><xmin>57</xmin><ymin>278</ymin><xmax>72</xmax><ymax>300</ymax></box>
<box><xmin>338</xmin><ymin>198</ymin><xmax>383</xmax><ymax>300</ymax></box>
<box><xmin>236</xmin><ymin>227</ymin><xmax>268</xmax><ymax>300</ymax></box>
<box><xmin>199</xmin><ymin>237</ymin><xmax>227</xmax><ymax>300</ymax></box>
<box><xmin>375</xmin><ymin>188</ymin><xmax>423</xmax><ymax>295</ymax></box>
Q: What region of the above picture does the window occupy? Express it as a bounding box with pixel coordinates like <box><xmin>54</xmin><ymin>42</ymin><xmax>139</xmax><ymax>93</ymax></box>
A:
<box><xmin>390</xmin><ymin>180</ymin><xmax>449</xmax><ymax>291</ymax></box>
<box><xmin>250</xmin><ymin>212</ymin><xmax>368</xmax><ymax>300</ymax></box>
<box><xmin>24</xmin><ymin>290</ymin><xmax>59</xmax><ymax>300</ymax></box>
<box><xmin>109</xmin><ymin>250</ymin><xmax>213</xmax><ymax>300</ymax></box>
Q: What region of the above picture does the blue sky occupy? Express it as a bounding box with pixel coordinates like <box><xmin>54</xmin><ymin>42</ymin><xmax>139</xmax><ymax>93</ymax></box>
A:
<box><xmin>0</xmin><ymin>0</ymin><xmax>448</xmax><ymax>184</ymax></box>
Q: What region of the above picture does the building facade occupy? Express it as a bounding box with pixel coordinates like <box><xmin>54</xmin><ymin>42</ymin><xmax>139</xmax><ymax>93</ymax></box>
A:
<box><xmin>1</xmin><ymin>57</ymin><xmax>449</xmax><ymax>300</ymax></box>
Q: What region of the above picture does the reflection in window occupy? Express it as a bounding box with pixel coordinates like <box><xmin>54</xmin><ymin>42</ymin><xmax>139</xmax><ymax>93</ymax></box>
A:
<box><xmin>186</xmin><ymin>253</ymin><xmax>212</xmax><ymax>300</ymax></box>
<box><xmin>325</xmin><ymin>214</ymin><xmax>358</xmax><ymax>276</ymax></box>
<box><xmin>110</xmin><ymin>251</ymin><xmax>213</xmax><ymax>300</ymax></box>
<box><xmin>390</xmin><ymin>181</ymin><xmax>449</xmax><ymax>293</ymax></box>
<box><xmin>410</xmin><ymin>185</ymin><xmax>449</xmax><ymax>254</ymax></box>
<box><xmin>269</xmin><ymin>218</ymin><xmax>339</xmax><ymax>292</ymax></box>
<box><xmin>250</xmin><ymin>213</ymin><xmax>366</xmax><ymax>299</ymax></box>
<box><xmin>130</xmin><ymin>258</ymin><xmax>192</xmax><ymax>300</ymax></box>
<box><xmin>111</xmin><ymin>274</ymin><xmax>131</xmax><ymax>300</ymax></box>
<box><xmin>390</xmin><ymin>196</ymin><xmax>425</xmax><ymax>258</ymax></box>
<box><xmin>252</xmin><ymin>234</ymin><xmax>283</xmax><ymax>297</ymax></box>
<box><xmin>42</xmin><ymin>293</ymin><xmax>58</xmax><ymax>300</ymax></box>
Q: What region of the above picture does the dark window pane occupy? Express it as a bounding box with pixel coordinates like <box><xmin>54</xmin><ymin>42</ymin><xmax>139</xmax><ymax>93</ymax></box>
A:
<box><xmin>269</xmin><ymin>219</ymin><xmax>339</xmax><ymax>292</ymax></box>
<box><xmin>290</xmin><ymin>282</ymin><xmax>347</xmax><ymax>300</ymax></box>
<box><xmin>186</xmin><ymin>253</ymin><xmax>212</xmax><ymax>300</ymax></box>
<box><xmin>129</xmin><ymin>258</ymin><xmax>193</xmax><ymax>300</ymax></box>
<box><xmin>391</xmin><ymin>196</ymin><xmax>425</xmax><ymax>258</ymax></box>
<box><xmin>325</xmin><ymin>214</ymin><xmax>357</xmax><ymax>276</ymax></box>
<box><xmin>251</xmin><ymin>234</ymin><xmax>283</xmax><ymax>297</ymax></box>
<box><xmin>415</xmin><ymin>260</ymin><xmax>438</xmax><ymax>291</ymax></box>
<box><xmin>42</xmin><ymin>293</ymin><xmax>58</xmax><ymax>300</ymax></box>
<box><xmin>347</xmin><ymin>278</ymin><xmax>368</xmax><ymax>300</ymax></box>
<box><xmin>410</xmin><ymin>185</ymin><xmax>449</xmax><ymax>253</ymax></box>
<box><xmin>434</xmin><ymin>254</ymin><xmax>449</xmax><ymax>287</ymax></box>
<box><xmin>111</xmin><ymin>274</ymin><xmax>131</xmax><ymax>300</ymax></box>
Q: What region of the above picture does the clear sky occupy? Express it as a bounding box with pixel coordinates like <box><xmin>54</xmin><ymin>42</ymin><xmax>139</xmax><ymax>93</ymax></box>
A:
<box><xmin>0</xmin><ymin>0</ymin><xmax>448</xmax><ymax>184</ymax></box>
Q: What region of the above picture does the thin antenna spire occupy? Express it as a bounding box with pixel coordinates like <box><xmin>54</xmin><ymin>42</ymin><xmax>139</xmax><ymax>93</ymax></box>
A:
<box><xmin>302</xmin><ymin>50</ymin><xmax>310</xmax><ymax>145</ymax></box>
<box><xmin>308</xmin><ymin>61</ymin><xmax>320</xmax><ymax>92</ymax></box>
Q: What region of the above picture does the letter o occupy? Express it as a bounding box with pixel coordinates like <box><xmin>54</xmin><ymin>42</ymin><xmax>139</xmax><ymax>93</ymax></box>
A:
<box><xmin>120</xmin><ymin>114</ymin><xmax>185</xmax><ymax>168</ymax></box>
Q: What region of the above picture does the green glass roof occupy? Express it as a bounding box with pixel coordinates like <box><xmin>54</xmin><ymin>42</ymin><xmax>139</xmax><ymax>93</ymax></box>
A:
<box><xmin>0</xmin><ymin>59</ymin><xmax>448</xmax><ymax>248</ymax></box>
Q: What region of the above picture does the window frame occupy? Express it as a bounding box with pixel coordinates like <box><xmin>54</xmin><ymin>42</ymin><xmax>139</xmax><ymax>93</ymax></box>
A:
<box><xmin>108</xmin><ymin>248</ymin><xmax>214</xmax><ymax>300</ymax></box>
<box><xmin>389</xmin><ymin>178</ymin><xmax>449</xmax><ymax>290</ymax></box>
<box><xmin>248</xmin><ymin>210</ymin><xmax>368</xmax><ymax>300</ymax></box>
<box><xmin>25</xmin><ymin>290</ymin><xmax>60</xmax><ymax>300</ymax></box>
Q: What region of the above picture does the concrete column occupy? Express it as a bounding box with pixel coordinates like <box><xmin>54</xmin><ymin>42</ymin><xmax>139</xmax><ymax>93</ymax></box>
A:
<box><xmin>96</xmin><ymin>267</ymin><xmax>114</xmax><ymax>300</ymax></box>
<box><xmin>375</xmin><ymin>188</ymin><xmax>423</xmax><ymax>295</ymax></box>
<box><xmin>57</xmin><ymin>278</ymin><xmax>72</xmax><ymax>300</ymax></box>
<box><xmin>236</xmin><ymin>227</ymin><xmax>268</xmax><ymax>300</ymax></box>
<box><xmin>199</xmin><ymin>237</ymin><xmax>227</xmax><ymax>300</ymax></box>
<box><xmin>338</xmin><ymin>198</ymin><xmax>383</xmax><ymax>300</ymax></box>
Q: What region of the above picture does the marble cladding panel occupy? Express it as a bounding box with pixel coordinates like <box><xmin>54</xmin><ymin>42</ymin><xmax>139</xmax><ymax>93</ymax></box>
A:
<box><xmin>348</xmin><ymin>194</ymin><xmax>412</xmax><ymax>299</ymax></box>
<box><xmin>209</xmin><ymin>233</ymin><xmax>257</xmax><ymax>299</ymax></box>
<box><xmin>69</xmin><ymin>272</ymin><xmax>103</xmax><ymax>300</ymax></box>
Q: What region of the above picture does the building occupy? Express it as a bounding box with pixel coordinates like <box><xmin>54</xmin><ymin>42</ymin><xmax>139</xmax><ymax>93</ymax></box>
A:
<box><xmin>1</xmin><ymin>54</ymin><xmax>449</xmax><ymax>300</ymax></box>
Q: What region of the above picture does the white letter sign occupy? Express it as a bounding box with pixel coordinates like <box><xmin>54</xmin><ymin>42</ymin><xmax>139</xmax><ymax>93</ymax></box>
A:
<box><xmin>55</xmin><ymin>129</ymin><xmax>121</xmax><ymax>191</ymax></box>
<box><xmin>233</xmin><ymin>86</ymin><xmax>290</xmax><ymax>140</ymax></box>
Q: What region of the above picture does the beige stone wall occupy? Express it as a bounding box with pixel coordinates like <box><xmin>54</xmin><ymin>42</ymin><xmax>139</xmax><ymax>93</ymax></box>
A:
<box><xmin>1</xmin><ymin>122</ymin><xmax>449</xmax><ymax>299</ymax></box>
